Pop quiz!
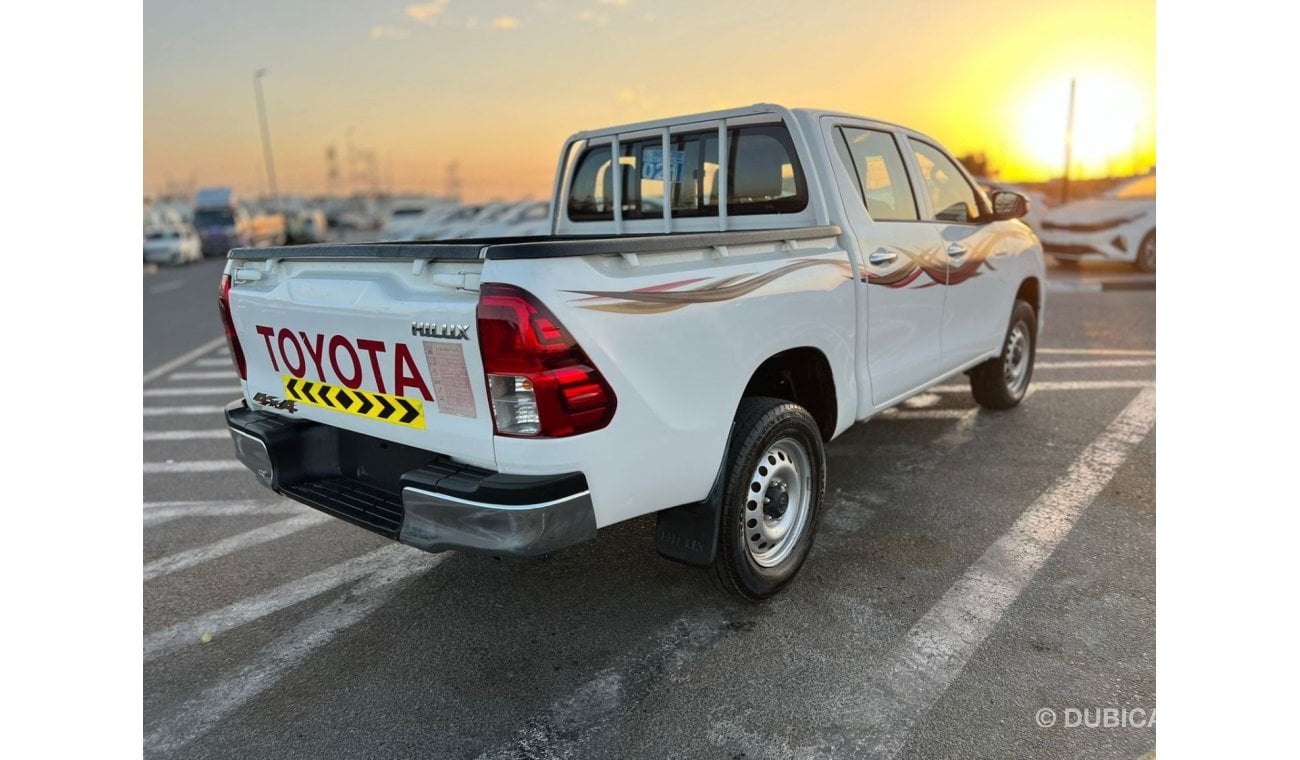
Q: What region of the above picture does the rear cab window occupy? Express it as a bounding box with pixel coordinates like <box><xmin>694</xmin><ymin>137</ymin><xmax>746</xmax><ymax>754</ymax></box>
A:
<box><xmin>567</xmin><ymin>123</ymin><xmax>809</xmax><ymax>222</ymax></box>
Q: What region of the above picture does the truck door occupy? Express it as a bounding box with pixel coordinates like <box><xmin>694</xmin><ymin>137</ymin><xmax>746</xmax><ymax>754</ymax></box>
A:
<box><xmin>903</xmin><ymin>137</ymin><xmax>1009</xmax><ymax>367</ymax></box>
<box><xmin>824</xmin><ymin>121</ymin><xmax>947</xmax><ymax>406</ymax></box>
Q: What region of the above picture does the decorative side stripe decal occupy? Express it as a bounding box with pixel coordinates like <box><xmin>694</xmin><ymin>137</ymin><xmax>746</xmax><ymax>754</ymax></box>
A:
<box><xmin>563</xmin><ymin>228</ymin><xmax>1031</xmax><ymax>313</ymax></box>
<box><xmin>566</xmin><ymin>259</ymin><xmax>847</xmax><ymax>314</ymax></box>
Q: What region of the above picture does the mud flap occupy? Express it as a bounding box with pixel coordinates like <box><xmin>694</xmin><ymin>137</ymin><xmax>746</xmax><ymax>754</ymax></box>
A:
<box><xmin>654</xmin><ymin>425</ymin><xmax>732</xmax><ymax>567</ymax></box>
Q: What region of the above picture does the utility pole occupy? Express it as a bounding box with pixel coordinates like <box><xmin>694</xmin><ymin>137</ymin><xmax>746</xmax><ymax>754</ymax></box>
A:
<box><xmin>253</xmin><ymin>69</ymin><xmax>280</xmax><ymax>210</ymax></box>
<box><xmin>1132</xmin><ymin>121</ymin><xmax>1142</xmax><ymax>176</ymax></box>
<box><xmin>325</xmin><ymin>145</ymin><xmax>340</xmax><ymax>196</ymax></box>
<box><xmin>446</xmin><ymin>162</ymin><xmax>462</xmax><ymax>202</ymax></box>
<box><xmin>1061</xmin><ymin>78</ymin><xmax>1076</xmax><ymax>205</ymax></box>
<box><xmin>346</xmin><ymin>127</ymin><xmax>358</xmax><ymax>196</ymax></box>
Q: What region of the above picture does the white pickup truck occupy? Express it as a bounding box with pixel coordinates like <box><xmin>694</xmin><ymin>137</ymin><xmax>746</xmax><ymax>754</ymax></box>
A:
<box><xmin>220</xmin><ymin>105</ymin><xmax>1044</xmax><ymax>600</ymax></box>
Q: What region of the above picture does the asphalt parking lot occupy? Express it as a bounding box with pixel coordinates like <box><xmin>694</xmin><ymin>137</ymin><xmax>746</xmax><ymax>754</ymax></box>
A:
<box><xmin>143</xmin><ymin>257</ymin><xmax>1155</xmax><ymax>759</ymax></box>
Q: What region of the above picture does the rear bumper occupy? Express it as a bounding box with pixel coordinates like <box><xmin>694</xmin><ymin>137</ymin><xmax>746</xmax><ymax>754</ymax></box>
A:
<box><xmin>225</xmin><ymin>402</ymin><xmax>596</xmax><ymax>556</ymax></box>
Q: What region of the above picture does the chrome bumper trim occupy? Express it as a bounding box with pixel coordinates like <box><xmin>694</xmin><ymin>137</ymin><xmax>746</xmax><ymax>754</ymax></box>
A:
<box><xmin>399</xmin><ymin>486</ymin><xmax>596</xmax><ymax>556</ymax></box>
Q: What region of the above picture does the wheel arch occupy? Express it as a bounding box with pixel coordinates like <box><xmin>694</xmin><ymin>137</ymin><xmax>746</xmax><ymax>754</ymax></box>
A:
<box><xmin>739</xmin><ymin>346</ymin><xmax>838</xmax><ymax>441</ymax></box>
<box><xmin>1015</xmin><ymin>276</ymin><xmax>1042</xmax><ymax>317</ymax></box>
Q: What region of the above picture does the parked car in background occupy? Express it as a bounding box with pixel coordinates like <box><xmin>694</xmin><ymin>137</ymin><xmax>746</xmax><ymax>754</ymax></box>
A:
<box><xmin>974</xmin><ymin>177</ymin><xmax>1048</xmax><ymax>234</ymax></box>
<box><xmin>381</xmin><ymin>199</ymin><xmax>449</xmax><ymax>239</ymax></box>
<box><xmin>193</xmin><ymin>187</ymin><xmax>287</xmax><ymax>257</ymax></box>
<box><xmin>285</xmin><ymin>208</ymin><xmax>330</xmax><ymax>244</ymax></box>
<box><xmin>143</xmin><ymin>223</ymin><xmax>202</xmax><ymax>265</ymax></box>
<box><xmin>382</xmin><ymin>201</ymin><xmax>455</xmax><ymax>240</ymax></box>
<box><xmin>471</xmin><ymin>200</ymin><xmax>552</xmax><ymax>237</ymax></box>
<box><xmin>398</xmin><ymin>203</ymin><xmax>488</xmax><ymax>240</ymax></box>
<box><xmin>1039</xmin><ymin>172</ymin><xmax>1156</xmax><ymax>271</ymax></box>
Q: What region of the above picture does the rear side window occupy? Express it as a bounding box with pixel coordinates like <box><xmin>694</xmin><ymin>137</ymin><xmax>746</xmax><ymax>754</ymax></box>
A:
<box><xmin>566</xmin><ymin>123</ymin><xmax>808</xmax><ymax>221</ymax></box>
<box><xmin>835</xmin><ymin>127</ymin><xmax>919</xmax><ymax>221</ymax></box>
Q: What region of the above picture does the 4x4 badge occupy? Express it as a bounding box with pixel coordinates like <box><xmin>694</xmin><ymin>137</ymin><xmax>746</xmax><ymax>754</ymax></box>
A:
<box><xmin>252</xmin><ymin>392</ymin><xmax>298</xmax><ymax>414</ymax></box>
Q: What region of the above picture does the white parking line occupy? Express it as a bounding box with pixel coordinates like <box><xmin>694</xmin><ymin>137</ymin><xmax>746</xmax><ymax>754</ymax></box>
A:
<box><xmin>1038</xmin><ymin>347</ymin><xmax>1155</xmax><ymax>356</ymax></box>
<box><xmin>143</xmin><ymin>429</ymin><xmax>229</xmax><ymax>441</ymax></box>
<box><xmin>1036</xmin><ymin>359</ymin><xmax>1155</xmax><ymax>369</ymax></box>
<box><xmin>144</xmin><ymin>551</ymin><xmax>446</xmax><ymax>756</ymax></box>
<box><xmin>143</xmin><ymin>336</ymin><xmax>227</xmax><ymax>384</ymax></box>
<box><xmin>143</xmin><ymin>460</ymin><xmax>244</xmax><ymax>474</ymax></box>
<box><xmin>144</xmin><ymin>386</ymin><xmax>241</xmax><ymax>397</ymax></box>
<box><xmin>806</xmin><ymin>387</ymin><xmax>1156</xmax><ymax>758</ymax></box>
<box><xmin>931</xmin><ymin>380</ymin><xmax>1153</xmax><ymax>393</ymax></box>
<box><xmin>169</xmin><ymin>370</ymin><xmax>235</xmax><ymax>381</ymax></box>
<box><xmin>480</xmin><ymin>385</ymin><xmax>1011</xmax><ymax>760</ymax></box>
<box><xmin>143</xmin><ymin>405</ymin><xmax>226</xmax><ymax>417</ymax></box>
<box><xmin>143</xmin><ymin>543</ymin><xmax>426</xmax><ymax>661</ymax></box>
<box><xmin>143</xmin><ymin>500</ymin><xmax>302</xmax><ymax>526</ymax></box>
<box><xmin>144</xmin><ymin>513</ymin><xmax>331</xmax><ymax>581</ymax></box>
<box><xmin>475</xmin><ymin>612</ymin><xmax>731</xmax><ymax>760</ymax></box>
<box><xmin>195</xmin><ymin>357</ymin><xmax>235</xmax><ymax>367</ymax></box>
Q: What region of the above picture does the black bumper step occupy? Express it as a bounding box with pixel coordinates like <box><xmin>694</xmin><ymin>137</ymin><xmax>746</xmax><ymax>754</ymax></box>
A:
<box><xmin>280</xmin><ymin>476</ymin><xmax>404</xmax><ymax>540</ymax></box>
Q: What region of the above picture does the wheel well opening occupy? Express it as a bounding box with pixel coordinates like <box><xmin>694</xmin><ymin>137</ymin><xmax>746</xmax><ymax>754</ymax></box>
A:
<box><xmin>1016</xmin><ymin>277</ymin><xmax>1041</xmax><ymax>316</ymax></box>
<box><xmin>742</xmin><ymin>347</ymin><xmax>837</xmax><ymax>440</ymax></box>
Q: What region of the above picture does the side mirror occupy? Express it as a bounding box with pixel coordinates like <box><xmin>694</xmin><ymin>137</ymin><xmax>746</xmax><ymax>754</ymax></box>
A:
<box><xmin>989</xmin><ymin>190</ymin><xmax>1029</xmax><ymax>221</ymax></box>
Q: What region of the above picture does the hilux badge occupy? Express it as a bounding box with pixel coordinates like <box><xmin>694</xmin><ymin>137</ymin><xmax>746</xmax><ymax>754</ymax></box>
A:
<box><xmin>411</xmin><ymin>322</ymin><xmax>470</xmax><ymax>340</ymax></box>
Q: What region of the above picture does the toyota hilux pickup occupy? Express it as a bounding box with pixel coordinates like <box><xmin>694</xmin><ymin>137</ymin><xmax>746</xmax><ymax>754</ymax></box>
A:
<box><xmin>220</xmin><ymin>105</ymin><xmax>1044</xmax><ymax>600</ymax></box>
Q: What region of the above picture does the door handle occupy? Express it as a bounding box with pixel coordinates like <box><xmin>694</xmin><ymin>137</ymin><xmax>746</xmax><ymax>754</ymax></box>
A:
<box><xmin>868</xmin><ymin>249</ymin><xmax>898</xmax><ymax>266</ymax></box>
<box><xmin>946</xmin><ymin>243</ymin><xmax>968</xmax><ymax>259</ymax></box>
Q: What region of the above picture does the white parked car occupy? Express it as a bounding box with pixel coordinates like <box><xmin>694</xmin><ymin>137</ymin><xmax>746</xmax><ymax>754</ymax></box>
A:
<box><xmin>442</xmin><ymin>202</ymin><xmax>517</xmax><ymax>239</ymax></box>
<box><xmin>381</xmin><ymin>200</ymin><xmax>450</xmax><ymax>240</ymax></box>
<box><xmin>220</xmin><ymin>105</ymin><xmax>1044</xmax><ymax>600</ymax></box>
<box><xmin>143</xmin><ymin>224</ymin><xmax>202</xmax><ymax>265</ymax></box>
<box><xmin>471</xmin><ymin>201</ymin><xmax>552</xmax><ymax>238</ymax></box>
<box><xmin>399</xmin><ymin>203</ymin><xmax>509</xmax><ymax>241</ymax></box>
<box><xmin>1039</xmin><ymin>172</ymin><xmax>1156</xmax><ymax>271</ymax></box>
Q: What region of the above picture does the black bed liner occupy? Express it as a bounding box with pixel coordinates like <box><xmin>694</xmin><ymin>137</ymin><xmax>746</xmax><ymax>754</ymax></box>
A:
<box><xmin>227</xmin><ymin>225</ymin><xmax>842</xmax><ymax>262</ymax></box>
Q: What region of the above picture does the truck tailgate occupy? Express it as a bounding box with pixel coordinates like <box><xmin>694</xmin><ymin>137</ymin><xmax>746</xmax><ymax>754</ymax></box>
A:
<box><xmin>226</xmin><ymin>258</ymin><xmax>494</xmax><ymax>468</ymax></box>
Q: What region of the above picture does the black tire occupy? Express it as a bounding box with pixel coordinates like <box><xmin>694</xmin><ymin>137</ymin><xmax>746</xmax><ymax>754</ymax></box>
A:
<box><xmin>709</xmin><ymin>397</ymin><xmax>826</xmax><ymax>601</ymax></box>
<box><xmin>1135</xmin><ymin>230</ymin><xmax>1156</xmax><ymax>272</ymax></box>
<box><xmin>970</xmin><ymin>300</ymin><xmax>1037</xmax><ymax>410</ymax></box>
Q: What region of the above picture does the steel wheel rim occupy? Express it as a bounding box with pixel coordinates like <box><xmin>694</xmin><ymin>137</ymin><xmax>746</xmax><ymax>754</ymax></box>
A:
<box><xmin>744</xmin><ymin>437</ymin><xmax>813</xmax><ymax>568</ymax></box>
<box><xmin>1003</xmin><ymin>322</ymin><xmax>1030</xmax><ymax>394</ymax></box>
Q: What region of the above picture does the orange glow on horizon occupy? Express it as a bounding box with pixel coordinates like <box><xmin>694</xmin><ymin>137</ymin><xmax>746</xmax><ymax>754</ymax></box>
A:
<box><xmin>143</xmin><ymin>1</ymin><xmax>1154</xmax><ymax>200</ymax></box>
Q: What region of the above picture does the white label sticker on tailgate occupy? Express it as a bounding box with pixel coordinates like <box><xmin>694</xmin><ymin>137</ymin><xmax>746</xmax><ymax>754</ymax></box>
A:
<box><xmin>422</xmin><ymin>341</ymin><xmax>478</xmax><ymax>419</ymax></box>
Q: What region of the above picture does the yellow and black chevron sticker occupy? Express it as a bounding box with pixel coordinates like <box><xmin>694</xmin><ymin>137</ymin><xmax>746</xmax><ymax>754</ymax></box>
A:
<box><xmin>282</xmin><ymin>375</ymin><xmax>425</xmax><ymax>429</ymax></box>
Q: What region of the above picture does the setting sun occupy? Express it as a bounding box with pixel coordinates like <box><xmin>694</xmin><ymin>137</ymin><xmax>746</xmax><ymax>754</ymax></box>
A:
<box><xmin>1014</xmin><ymin>74</ymin><xmax>1149</xmax><ymax>181</ymax></box>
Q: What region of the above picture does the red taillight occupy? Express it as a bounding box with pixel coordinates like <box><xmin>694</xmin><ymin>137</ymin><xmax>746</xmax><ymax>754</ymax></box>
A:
<box><xmin>476</xmin><ymin>283</ymin><xmax>615</xmax><ymax>437</ymax></box>
<box><xmin>217</xmin><ymin>274</ymin><xmax>248</xmax><ymax>380</ymax></box>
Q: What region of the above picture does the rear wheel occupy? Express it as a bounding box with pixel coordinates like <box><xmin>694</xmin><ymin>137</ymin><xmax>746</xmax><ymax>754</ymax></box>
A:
<box><xmin>709</xmin><ymin>397</ymin><xmax>825</xmax><ymax>601</ymax></box>
<box><xmin>1135</xmin><ymin>230</ymin><xmax>1156</xmax><ymax>272</ymax></box>
<box><xmin>970</xmin><ymin>300</ymin><xmax>1036</xmax><ymax>410</ymax></box>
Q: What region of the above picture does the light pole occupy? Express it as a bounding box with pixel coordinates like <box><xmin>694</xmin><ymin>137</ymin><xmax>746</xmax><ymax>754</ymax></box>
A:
<box><xmin>253</xmin><ymin>68</ymin><xmax>280</xmax><ymax>210</ymax></box>
<box><xmin>1061</xmin><ymin>78</ymin><xmax>1076</xmax><ymax>205</ymax></box>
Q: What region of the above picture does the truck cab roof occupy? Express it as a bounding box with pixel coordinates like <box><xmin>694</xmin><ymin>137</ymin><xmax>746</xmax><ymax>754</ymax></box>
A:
<box><xmin>566</xmin><ymin>104</ymin><xmax>902</xmax><ymax>138</ymax></box>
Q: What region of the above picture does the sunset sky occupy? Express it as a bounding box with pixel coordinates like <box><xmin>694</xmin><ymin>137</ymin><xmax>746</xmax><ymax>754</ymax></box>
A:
<box><xmin>144</xmin><ymin>0</ymin><xmax>1155</xmax><ymax>201</ymax></box>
